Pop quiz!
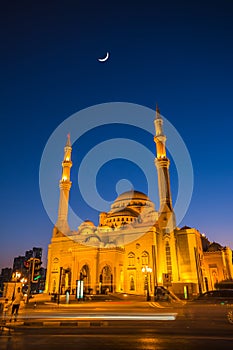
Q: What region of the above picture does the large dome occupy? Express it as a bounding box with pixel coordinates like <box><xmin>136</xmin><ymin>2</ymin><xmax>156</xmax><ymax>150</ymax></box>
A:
<box><xmin>113</xmin><ymin>190</ymin><xmax>149</xmax><ymax>203</ymax></box>
<box><xmin>111</xmin><ymin>190</ymin><xmax>153</xmax><ymax>211</ymax></box>
<box><xmin>99</xmin><ymin>190</ymin><xmax>156</xmax><ymax>228</ymax></box>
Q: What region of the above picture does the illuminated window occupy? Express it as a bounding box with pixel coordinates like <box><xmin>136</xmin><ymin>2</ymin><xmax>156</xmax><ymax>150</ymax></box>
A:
<box><xmin>130</xmin><ymin>276</ymin><xmax>135</xmax><ymax>291</ymax></box>
<box><xmin>165</xmin><ymin>242</ymin><xmax>172</xmax><ymax>276</ymax></box>
<box><xmin>52</xmin><ymin>280</ymin><xmax>56</xmax><ymax>293</ymax></box>
<box><xmin>128</xmin><ymin>252</ymin><xmax>135</xmax><ymax>266</ymax></box>
<box><xmin>52</xmin><ymin>258</ymin><xmax>59</xmax><ymax>272</ymax></box>
<box><xmin>141</xmin><ymin>251</ymin><xmax>149</xmax><ymax>265</ymax></box>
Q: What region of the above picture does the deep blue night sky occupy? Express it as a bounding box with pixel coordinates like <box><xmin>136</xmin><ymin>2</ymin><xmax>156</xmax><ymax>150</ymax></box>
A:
<box><xmin>1</xmin><ymin>0</ymin><xmax>233</xmax><ymax>269</ymax></box>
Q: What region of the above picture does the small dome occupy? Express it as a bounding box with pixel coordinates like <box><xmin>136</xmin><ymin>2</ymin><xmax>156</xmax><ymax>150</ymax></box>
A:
<box><xmin>207</xmin><ymin>242</ymin><xmax>223</xmax><ymax>252</ymax></box>
<box><xmin>181</xmin><ymin>225</ymin><xmax>191</xmax><ymax>230</ymax></box>
<box><xmin>79</xmin><ymin>220</ymin><xmax>95</xmax><ymax>228</ymax></box>
<box><xmin>78</xmin><ymin>220</ymin><xmax>96</xmax><ymax>235</ymax></box>
<box><xmin>85</xmin><ymin>235</ymin><xmax>101</xmax><ymax>244</ymax></box>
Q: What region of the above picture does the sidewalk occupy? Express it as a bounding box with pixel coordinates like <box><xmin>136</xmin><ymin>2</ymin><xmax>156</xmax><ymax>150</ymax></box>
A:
<box><xmin>2</xmin><ymin>292</ymin><xmax>185</xmax><ymax>313</ymax></box>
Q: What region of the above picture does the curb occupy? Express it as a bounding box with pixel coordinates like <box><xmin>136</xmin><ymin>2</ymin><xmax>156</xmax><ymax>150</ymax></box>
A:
<box><xmin>3</xmin><ymin>312</ymin><xmax>178</xmax><ymax>328</ymax></box>
<box><xmin>5</xmin><ymin>321</ymin><xmax>108</xmax><ymax>328</ymax></box>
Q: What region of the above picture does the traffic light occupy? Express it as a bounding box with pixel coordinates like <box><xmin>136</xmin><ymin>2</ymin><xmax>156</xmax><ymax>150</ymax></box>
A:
<box><xmin>32</xmin><ymin>258</ymin><xmax>42</xmax><ymax>282</ymax></box>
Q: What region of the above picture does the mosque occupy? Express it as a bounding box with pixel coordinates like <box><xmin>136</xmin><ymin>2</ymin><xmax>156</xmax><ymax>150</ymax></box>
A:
<box><xmin>45</xmin><ymin>107</ymin><xmax>233</xmax><ymax>299</ymax></box>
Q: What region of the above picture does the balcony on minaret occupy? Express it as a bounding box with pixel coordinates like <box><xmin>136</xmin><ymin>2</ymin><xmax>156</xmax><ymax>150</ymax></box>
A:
<box><xmin>155</xmin><ymin>138</ymin><xmax>167</xmax><ymax>159</ymax></box>
<box><xmin>64</xmin><ymin>151</ymin><xmax>71</xmax><ymax>162</ymax></box>
<box><xmin>62</xmin><ymin>158</ymin><xmax>72</xmax><ymax>166</ymax></box>
<box><xmin>157</xmin><ymin>154</ymin><xmax>167</xmax><ymax>160</ymax></box>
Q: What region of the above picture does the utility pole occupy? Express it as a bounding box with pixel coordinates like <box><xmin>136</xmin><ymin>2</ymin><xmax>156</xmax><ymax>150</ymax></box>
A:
<box><xmin>26</xmin><ymin>258</ymin><xmax>36</xmax><ymax>304</ymax></box>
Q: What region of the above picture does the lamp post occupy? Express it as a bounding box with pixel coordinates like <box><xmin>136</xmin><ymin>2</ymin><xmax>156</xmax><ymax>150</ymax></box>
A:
<box><xmin>57</xmin><ymin>267</ymin><xmax>63</xmax><ymax>305</ymax></box>
<box><xmin>26</xmin><ymin>258</ymin><xmax>37</xmax><ymax>304</ymax></box>
<box><xmin>142</xmin><ymin>266</ymin><xmax>152</xmax><ymax>301</ymax></box>
<box><xmin>15</xmin><ymin>272</ymin><xmax>21</xmax><ymax>280</ymax></box>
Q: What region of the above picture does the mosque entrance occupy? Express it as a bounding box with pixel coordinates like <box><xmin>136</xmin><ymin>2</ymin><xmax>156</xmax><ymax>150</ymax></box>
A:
<box><xmin>99</xmin><ymin>265</ymin><xmax>113</xmax><ymax>294</ymax></box>
<box><xmin>80</xmin><ymin>264</ymin><xmax>91</xmax><ymax>293</ymax></box>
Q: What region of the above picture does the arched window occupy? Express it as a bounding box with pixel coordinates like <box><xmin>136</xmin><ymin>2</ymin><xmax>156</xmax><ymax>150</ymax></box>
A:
<box><xmin>141</xmin><ymin>251</ymin><xmax>149</xmax><ymax>265</ymax></box>
<box><xmin>165</xmin><ymin>241</ymin><xmax>172</xmax><ymax>275</ymax></box>
<box><xmin>80</xmin><ymin>264</ymin><xmax>90</xmax><ymax>293</ymax></box>
<box><xmin>130</xmin><ymin>276</ymin><xmax>135</xmax><ymax>291</ymax></box>
<box><xmin>52</xmin><ymin>257</ymin><xmax>59</xmax><ymax>272</ymax></box>
<box><xmin>52</xmin><ymin>279</ymin><xmax>56</xmax><ymax>293</ymax></box>
<box><xmin>128</xmin><ymin>252</ymin><xmax>135</xmax><ymax>266</ymax></box>
<box><xmin>100</xmin><ymin>265</ymin><xmax>113</xmax><ymax>293</ymax></box>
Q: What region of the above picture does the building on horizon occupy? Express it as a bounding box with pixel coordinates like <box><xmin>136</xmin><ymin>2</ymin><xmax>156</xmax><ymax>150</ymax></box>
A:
<box><xmin>25</xmin><ymin>247</ymin><xmax>42</xmax><ymax>261</ymax></box>
<box><xmin>45</xmin><ymin>107</ymin><xmax>233</xmax><ymax>299</ymax></box>
<box><xmin>12</xmin><ymin>247</ymin><xmax>44</xmax><ymax>293</ymax></box>
<box><xmin>0</xmin><ymin>268</ymin><xmax>12</xmax><ymax>294</ymax></box>
<box><xmin>12</xmin><ymin>247</ymin><xmax>43</xmax><ymax>277</ymax></box>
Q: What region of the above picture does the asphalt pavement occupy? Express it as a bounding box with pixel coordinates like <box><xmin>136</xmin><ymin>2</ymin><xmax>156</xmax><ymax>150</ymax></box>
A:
<box><xmin>1</xmin><ymin>293</ymin><xmax>233</xmax><ymax>350</ymax></box>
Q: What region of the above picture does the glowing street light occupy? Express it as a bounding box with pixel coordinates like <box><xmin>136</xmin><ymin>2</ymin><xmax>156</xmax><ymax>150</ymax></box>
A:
<box><xmin>12</xmin><ymin>271</ymin><xmax>21</xmax><ymax>281</ymax></box>
<box><xmin>20</xmin><ymin>277</ymin><xmax>27</xmax><ymax>286</ymax></box>
<box><xmin>15</xmin><ymin>272</ymin><xmax>21</xmax><ymax>279</ymax></box>
<box><xmin>141</xmin><ymin>266</ymin><xmax>152</xmax><ymax>301</ymax></box>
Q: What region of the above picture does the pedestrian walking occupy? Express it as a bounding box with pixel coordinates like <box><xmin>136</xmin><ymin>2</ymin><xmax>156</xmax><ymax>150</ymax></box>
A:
<box><xmin>10</xmin><ymin>287</ymin><xmax>24</xmax><ymax>322</ymax></box>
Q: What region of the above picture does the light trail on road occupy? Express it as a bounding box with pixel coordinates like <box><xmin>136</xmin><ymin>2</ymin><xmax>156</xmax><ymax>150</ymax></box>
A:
<box><xmin>4</xmin><ymin>312</ymin><xmax>177</xmax><ymax>322</ymax></box>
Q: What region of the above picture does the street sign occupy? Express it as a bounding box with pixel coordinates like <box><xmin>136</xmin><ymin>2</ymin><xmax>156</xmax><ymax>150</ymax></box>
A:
<box><xmin>76</xmin><ymin>280</ymin><xmax>84</xmax><ymax>299</ymax></box>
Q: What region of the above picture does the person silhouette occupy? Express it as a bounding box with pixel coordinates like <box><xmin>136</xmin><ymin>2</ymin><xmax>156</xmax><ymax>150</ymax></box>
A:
<box><xmin>11</xmin><ymin>287</ymin><xmax>24</xmax><ymax>322</ymax></box>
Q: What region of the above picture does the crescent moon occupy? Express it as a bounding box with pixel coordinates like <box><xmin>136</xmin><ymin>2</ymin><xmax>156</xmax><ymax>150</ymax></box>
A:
<box><xmin>98</xmin><ymin>52</ymin><xmax>110</xmax><ymax>62</ymax></box>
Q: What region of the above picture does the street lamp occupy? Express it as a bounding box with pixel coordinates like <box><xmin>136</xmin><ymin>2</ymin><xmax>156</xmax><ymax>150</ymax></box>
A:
<box><xmin>20</xmin><ymin>277</ymin><xmax>27</xmax><ymax>285</ymax></box>
<box><xmin>57</xmin><ymin>267</ymin><xmax>63</xmax><ymax>305</ymax></box>
<box><xmin>15</xmin><ymin>272</ymin><xmax>21</xmax><ymax>280</ymax></box>
<box><xmin>142</xmin><ymin>266</ymin><xmax>152</xmax><ymax>301</ymax></box>
<box><xmin>12</xmin><ymin>271</ymin><xmax>21</xmax><ymax>282</ymax></box>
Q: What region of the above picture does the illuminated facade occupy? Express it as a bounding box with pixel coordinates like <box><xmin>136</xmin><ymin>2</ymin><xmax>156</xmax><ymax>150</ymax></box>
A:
<box><xmin>45</xmin><ymin>107</ymin><xmax>233</xmax><ymax>298</ymax></box>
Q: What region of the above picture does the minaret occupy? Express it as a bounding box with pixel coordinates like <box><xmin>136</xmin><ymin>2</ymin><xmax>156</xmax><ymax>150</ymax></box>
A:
<box><xmin>55</xmin><ymin>134</ymin><xmax>72</xmax><ymax>234</ymax></box>
<box><xmin>154</xmin><ymin>105</ymin><xmax>175</xmax><ymax>231</ymax></box>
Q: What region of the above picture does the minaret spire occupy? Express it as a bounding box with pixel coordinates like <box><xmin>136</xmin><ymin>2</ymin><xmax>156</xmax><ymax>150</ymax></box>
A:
<box><xmin>154</xmin><ymin>107</ymin><xmax>175</xmax><ymax>231</ymax></box>
<box><xmin>154</xmin><ymin>104</ymin><xmax>167</xmax><ymax>158</ymax></box>
<box><xmin>156</xmin><ymin>103</ymin><xmax>161</xmax><ymax>118</ymax></box>
<box><xmin>66</xmin><ymin>133</ymin><xmax>71</xmax><ymax>147</ymax></box>
<box><xmin>56</xmin><ymin>134</ymin><xmax>72</xmax><ymax>234</ymax></box>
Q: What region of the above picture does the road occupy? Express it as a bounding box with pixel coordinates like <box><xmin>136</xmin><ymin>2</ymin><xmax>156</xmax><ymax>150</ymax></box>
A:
<box><xmin>1</xmin><ymin>297</ymin><xmax>233</xmax><ymax>349</ymax></box>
